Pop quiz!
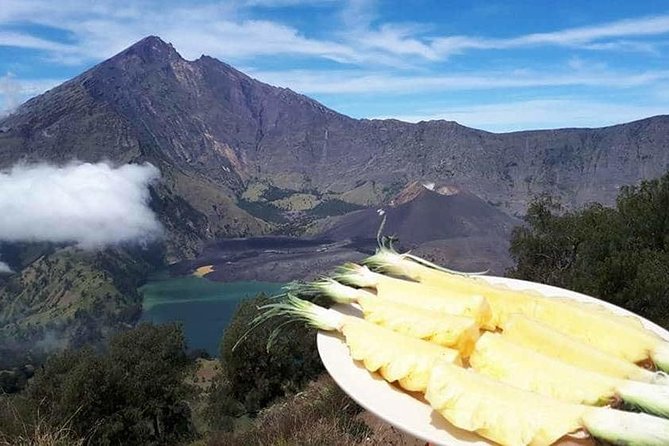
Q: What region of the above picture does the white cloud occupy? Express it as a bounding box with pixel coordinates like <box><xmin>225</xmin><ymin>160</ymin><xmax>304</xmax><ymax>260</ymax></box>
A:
<box><xmin>0</xmin><ymin>0</ymin><xmax>376</xmax><ymax>66</ymax></box>
<box><xmin>249</xmin><ymin>68</ymin><xmax>669</xmax><ymax>94</ymax></box>
<box><xmin>0</xmin><ymin>31</ymin><xmax>71</xmax><ymax>52</ymax></box>
<box><xmin>0</xmin><ymin>162</ymin><xmax>162</xmax><ymax>248</ymax></box>
<box><xmin>0</xmin><ymin>73</ymin><xmax>63</xmax><ymax>116</ymax></box>
<box><xmin>0</xmin><ymin>74</ymin><xmax>21</xmax><ymax>116</ymax></box>
<box><xmin>431</xmin><ymin>15</ymin><xmax>669</xmax><ymax>56</ymax></box>
<box><xmin>516</xmin><ymin>15</ymin><xmax>669</xmax><ymax>45</ymax></box>
<box><xmin>354</xmin><ymin>24</ymin><xmax>439</xmax><ymax>60</ymax></box>
<box><xmin>0</xmin><ymin>259</ymin><xmax>12</xmax><ymax>273</ymax></box>
<box><xmin>1</xmin><ymin>1</ymin><xmax>669</xmax><ymax>69</ymax></box>
<box><xmin>243</xmin><ymin>0</ymin><xmax>336</xmax><ymax>6</ymax></box>
<box><xmin>378</xmin><ymin>99</ymin><xmax>669</xmax><ymax>132</ymax></box>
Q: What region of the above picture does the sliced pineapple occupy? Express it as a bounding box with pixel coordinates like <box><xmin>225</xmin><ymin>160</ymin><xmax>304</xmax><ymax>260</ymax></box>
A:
<box><xmin>426</xmin><ymin>360</ymin><xmax>669</xmax><ymax>446</ymax></box>
<box><xmin>260</xmin><ymin>293</ymin><xmax>669</xmax><ymax>446</ymax></box>
<box><xmin>372</xmin><ymin>275</ymin><xmax>493</xmax><ymax>329</ymax></box>
<box><xmin>366</xmin><ymin>251</ymin><xmax>669</xmax><ymax>368</ymax></box>
<box><xmin>356</xmin><ymin>294</ymin><xmax>480</xmax><ymax>356</ymax></box>
<box><xmin>341</xmin><ymin>316</ymin><xmax>461</xmax><ymax>392</ymax></box>
<box><xmin>470</xmin><ymin>332</ymin><xmax>621</xmax><ymax>406</ymax></box>
<box><xmin>334</xmin><ymin>264</ymin><xmax>493</xmax><ymax>328</ymax></box>
<box><xmin>525</xmin><ymin>296</ymin><xmax>662</xmax><ymax>363</ymax></box>
<box><xmin>426</xmin><ymin>361</ymin><xmax>584</xmax><ymax>446</ymax></box>
<box><xmin>502</xmin><ymin>314</ymin><xmax>663</xmax><ymax>383</ymax></box>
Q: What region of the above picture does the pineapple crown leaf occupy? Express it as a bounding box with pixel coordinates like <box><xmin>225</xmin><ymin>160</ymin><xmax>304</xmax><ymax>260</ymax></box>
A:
<box><xmin>365</xmin><ymin>226</ymin><xmax>488</xmax><ymax>277</ymax></box>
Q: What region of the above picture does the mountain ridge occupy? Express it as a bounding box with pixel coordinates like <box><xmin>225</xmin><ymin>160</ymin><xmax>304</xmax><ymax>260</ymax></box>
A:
<box><xmin>0</xmin><ymin>35</ymin><xmax>668</xmax><ymax>364</ymax></box>
<box><xmin>2</xmin><ymin>36</ymin><xmax>669</xmax><ymax>261</ymax></box>
<box><xmin>3</xmin><ymin>36</ymin><xmax>669</xmax><ymax>229</ymax></box>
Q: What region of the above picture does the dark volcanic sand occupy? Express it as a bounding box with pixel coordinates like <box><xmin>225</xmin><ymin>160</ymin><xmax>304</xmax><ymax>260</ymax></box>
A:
<box><xmin>171</xmin><ymin>237</ymin><xmax>376</xmax><ymax>282</ymax></box>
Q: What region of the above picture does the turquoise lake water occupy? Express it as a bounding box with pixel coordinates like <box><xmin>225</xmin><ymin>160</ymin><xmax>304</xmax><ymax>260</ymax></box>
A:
<box><xmin>140</xmin><ymin>272</ymin><xmax>283</xmax><ymax>356</ymax></box>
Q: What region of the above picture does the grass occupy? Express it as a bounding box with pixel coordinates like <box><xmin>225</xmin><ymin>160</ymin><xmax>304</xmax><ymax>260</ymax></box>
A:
<box><xmin>237</xmin><ymin>199</ymin><xmax>287</xmax><ymax>223</ymax></box>
<box><xmin>0</xmin><ymin>395</ymin><xmax>85</xmax><ymax>446</ymax></box>
<box><xmin>311</xmin><ymin>199</ymin><xmax>365</xmax><ymax>217</ymax></box>
<box><xmin>273</xmin><ymin>193</ymin><xmax>319</xmax><ymax>211</ymax></box>
<box><xmin>203</xmin><ymin>373</ymin><xmax>424</xmax><ymax>446</ymax></box>
<box><xmin>205</xmin><ymin>374</ymin><xmax>371</xmax><ymax>446</ymax></box>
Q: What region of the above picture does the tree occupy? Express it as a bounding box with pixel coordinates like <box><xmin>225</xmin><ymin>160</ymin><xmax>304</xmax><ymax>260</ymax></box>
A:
<box><xmin>216</xmin><ymin>294</ymin><xmax>323</xmax><ymax>416</ymax></box>
<box><xmin>26</xmin><ymin>323</ymin><xmax>195</xmax><ymax>445</ymax></box>
<box><xmin>509</xmin><ymin>173</ymin><xmax>669</xmax><ymax>329</ymax></box>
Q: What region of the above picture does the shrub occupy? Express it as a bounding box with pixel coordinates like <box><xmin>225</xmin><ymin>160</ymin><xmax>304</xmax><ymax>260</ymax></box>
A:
<box><xmin>23</xmin><ymin>323</ymin><xmax>195</xmax><ymax>445</ymax></box>
<box><xmin>206</xmin><ymin>375</ymin><xmax>370</xmax><ymax>446</ymax></box>
<box><xmin>218</xmin><ymin>295</ymin><xmax>324</xmax><ymax>415</ymax></box>
<box><xmin>311</xmin><ymin>199</ymin><xmax>364</xmax><ymax>217</ymax></box>
<box><xmin>509</xmin><ymin>172</ymin><xmax>669</xmax><ymax>328</ymax></box>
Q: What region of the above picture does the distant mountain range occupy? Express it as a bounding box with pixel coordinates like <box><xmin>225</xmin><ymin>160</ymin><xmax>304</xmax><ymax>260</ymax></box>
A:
<box><xmin>1</xmin><ymin>36</ymin><xmax>668</xmax><ymax>362</ymax></box>
<box><xmin>1</xmin><ymin>36</ymin><xmax>668</xmax><ymax>259</ymax></box>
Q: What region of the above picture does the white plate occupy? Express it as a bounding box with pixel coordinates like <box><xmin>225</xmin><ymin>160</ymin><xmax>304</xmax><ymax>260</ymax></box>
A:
<box><xmin>317</xmin><ymin>276</ymin><xmax>669</xmax><ymax>446</ymax></box>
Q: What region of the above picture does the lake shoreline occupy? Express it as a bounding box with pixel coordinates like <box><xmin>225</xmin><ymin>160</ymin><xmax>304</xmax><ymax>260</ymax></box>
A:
<box><xmin>139</xmin><ymin>235</ymin><xmax>377</xmax><ymax>356</ymax></box>
<box><xmin>140</xmin><ymin>274</ymin><xmax>283</xmax><ymax>356</ymax></box>
<box><xmin>168</xmin><ymin>236</ymin><xmax>377</xmax><ymax>283</ymax></box>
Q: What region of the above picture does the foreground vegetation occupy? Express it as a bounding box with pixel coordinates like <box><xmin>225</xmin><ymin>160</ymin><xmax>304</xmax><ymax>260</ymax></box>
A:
<box><xmin>1</xmin><ymin>324</ymin><xmax>194</xmax><ymax>445</ymax></box>
<box><xmin>2</xmin><ymin>173</ymin><xmax>668</xmax><ymax>444</ymax></box>
<box><xmin>0</xmin><ymin>245</ymin><xmax>162</xmax><ymax>373</ymax></box>
<box><xmin>509</xmin><ymin>171</ymin><xmax>669</xmax><ymax>329</ymax></box>
<box><xmin>206</xmin><ymin>375</ymin><xmax>371</xmax><ymax>446</ymax></box>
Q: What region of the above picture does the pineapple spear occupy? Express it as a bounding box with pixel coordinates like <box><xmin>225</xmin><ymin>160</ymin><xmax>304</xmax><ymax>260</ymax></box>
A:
<box><xmin>285</xmin><ymin>278</ymin><xmax>480</xmax><ymax>356</ymax></box>
<box><xmin>257</xmin><ymin>295</ymin><xmax>669</xmax><ymax>446</ymax></box>
<box><xmin>254</xmin><ymin>294</ymin><xmax>461</xmax><ymax>392</ymax></box>
<box><xmin>363</xmin><ymin>244</ymin><xmax>669</xmax><ymax>372</ymax></box>
<box><xmin>331</xmin><ymin>262</ymin><xmax>493</xmax><ymax>328</ymax></box>
<box><xmin>470</xmin><ymin>331</ymin><xmax>669</xmax><ymax>418</ymax></box>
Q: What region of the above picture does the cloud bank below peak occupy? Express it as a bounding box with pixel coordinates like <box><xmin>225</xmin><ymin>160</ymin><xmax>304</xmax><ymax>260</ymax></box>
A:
<box><xmin>0</xmin><ymin>162</ymin><xmax>162</xmax><ymax>248</ymax></box>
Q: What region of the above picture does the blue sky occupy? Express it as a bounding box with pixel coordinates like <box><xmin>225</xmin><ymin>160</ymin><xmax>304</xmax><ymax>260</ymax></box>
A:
<box><xmin>1</xmin><ymin>0</ymin><xmax>669</xmax><ymax>132</ymax></box>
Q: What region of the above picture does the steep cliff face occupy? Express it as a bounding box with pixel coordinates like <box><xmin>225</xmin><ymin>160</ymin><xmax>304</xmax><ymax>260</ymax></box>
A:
<box><xmin>2</xmin><ymin>36</ymin><xmax>668</xmax><ymax>244</ymax></box>
<box><xmin>0</xmin><ymin>37</ymin><xmax>273</xmax><ymax>259</ymax></box>
<box><xmin>1</xmin><ymin>35</ymin><xmax>668</xmax><ymax>363</ymax></box>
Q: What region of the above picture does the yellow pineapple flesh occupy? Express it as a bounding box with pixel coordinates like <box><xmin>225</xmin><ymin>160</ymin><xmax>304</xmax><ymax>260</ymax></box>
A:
<box><xmin>502</xmin><ymin>314</ymin><xmax>660</xmax><ymax>382</ymax></box>
<box><xmin>426</xmin><ymin>361</ymin><xmax>584</xmax><ymax>446</ymax></box>
<box><xmin>470</xmin><ymin>332</ymin><xmax>620</xmax><ymax>406</ymax></box>
<box><xmin>382</xmin><ymin>265</ymin><xmax>535</xmax><ymax>328</ymax></box>
<box><xmin>400</xmin><ymin>265</ymin><xmax>663</xmax><ymax>363</ymax></box>
<box><xmin>340</xmin><ymin>315</ymin><xmax>461</xmax><ymax>392</ymax></box>
<box><xmin>356</xmin><ymin>294</ymin><xmax>480</xmax><ymax>356</ymax></box>
<box><xmin>373</xmin><ymin>275</ymin><xmax>493</xmax><ymax>329</ymax></box>
<box><xmin>525</xmin><ymin>296</ymin><xmax>661</xmax><ymax>363</ymax></box>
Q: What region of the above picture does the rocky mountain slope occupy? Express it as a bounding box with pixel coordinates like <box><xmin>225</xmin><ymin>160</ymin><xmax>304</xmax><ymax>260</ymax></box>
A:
<box><xmin>1</xmin><ymin>35</ymin><xmax>668</xmax><ymax>362</ymax></box>
<box><xmin>317</xmin><ymin>181</ymin><xmax>519</xmax><ymax>272</ymax></box>
<box><xmin>1</xmin><ymin>36</ymin><xmax>668</xmax><ymax>257</ymax></box>
<box><xmin>320</xmin><ymin>181</ymin><xmax>518</xmax><ymax>245</ymax></box>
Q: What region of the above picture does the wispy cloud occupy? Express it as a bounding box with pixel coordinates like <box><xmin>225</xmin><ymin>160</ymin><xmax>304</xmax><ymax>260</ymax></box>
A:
<box><xmin>0</xmin><ymin>258</ymin><xmax>12</xmax><ymax>274</ymax></box>
<box><xmin>249</xmin><ymin>68</ymin><xmax>669</xmax><ymax>94</ymax></box>
<box><xmin>0</xmin><ymin>31</ymin><xmax>71</xmax><ymax>52</ymax></box>
<box><xmin>379</xmin><ymin>99</ymin><xmax>669</xmax><ymax>132</ymax></box>
<box><xmin>2</xmin><ymin>2</ymin><xmax>669</xmax><ymax>66</ymax></box>
<box><xmin>431</xmin><ymin>15</ymin><xmax>669</xmax><ymax>56</ymax></box>
<box><xmin>2</xmin><ymin>2</ymin><xmax>669</xmax><ymax>65</ymax></box>
<box><xmin>0</xmin><ymin>73</ymin><xmax>63</xmax><ymax>116</ymax></box>
<box><xmin>242</xmin><ymin>0</ymin><xmax>336</xmax><ymax>6</ymax></box>
<box><xmin>0</xmin><ymin>1</ymin><xmax>377</xmax><ymax>66</ymax></box>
